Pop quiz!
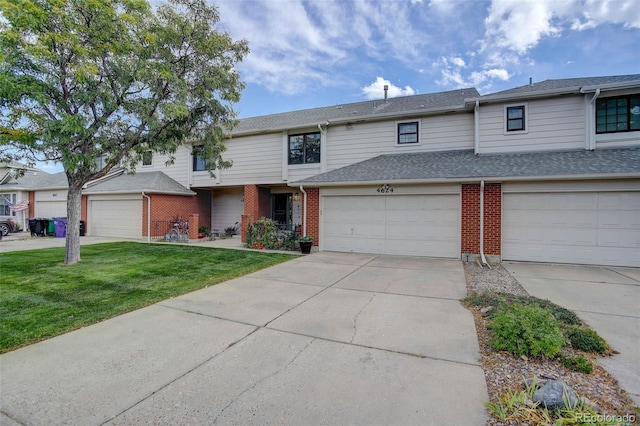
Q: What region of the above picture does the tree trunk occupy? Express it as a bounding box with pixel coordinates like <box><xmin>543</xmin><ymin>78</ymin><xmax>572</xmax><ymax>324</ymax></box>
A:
<box><xmin>64</xmin><ymin>184</ymin><xmax>82</xmax><ymax>264</ymax></box>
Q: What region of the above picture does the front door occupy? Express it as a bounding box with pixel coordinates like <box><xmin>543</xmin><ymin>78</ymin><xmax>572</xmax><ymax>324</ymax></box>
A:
<box><xmin>272</xmin><ymin>194</ymin><xmax>293</xmax><ymax>230</ymax></box>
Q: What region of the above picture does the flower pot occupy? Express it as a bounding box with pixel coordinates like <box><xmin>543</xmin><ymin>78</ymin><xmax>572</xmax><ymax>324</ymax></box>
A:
<box><xmin>299</xmin><ymin>241</ymin><xmax>313</xmax><ymax>254</ymax></box>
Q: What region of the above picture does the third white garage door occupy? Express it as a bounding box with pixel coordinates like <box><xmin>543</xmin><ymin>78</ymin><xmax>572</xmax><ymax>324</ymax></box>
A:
<box><xmin>503</xmin><ymin>189</ymin><xmax>640</xmax><ymax>267</ymax></box>
<box><xmin>322</xmin><ymin>193</ymin><xmax>459</xmax><ymax>257</ymax></box>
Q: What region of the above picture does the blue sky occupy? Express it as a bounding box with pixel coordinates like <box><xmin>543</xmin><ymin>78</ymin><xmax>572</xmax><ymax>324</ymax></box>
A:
<box><xmin>36</xmin><ymin>0</ymin><xmax>640</xmax><ymax>172</ymax></box>
<box><xmin>213</xmin><ymin>0</ymin><xmax>640</xmax><ymax>118</ymax></box>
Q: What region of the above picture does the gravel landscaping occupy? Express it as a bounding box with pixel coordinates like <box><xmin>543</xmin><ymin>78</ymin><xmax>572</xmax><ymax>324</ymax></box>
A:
<box><xmin>463</xmin><ymin>261</ymin><xmax>638</xmax><ymax>424</ymax></box>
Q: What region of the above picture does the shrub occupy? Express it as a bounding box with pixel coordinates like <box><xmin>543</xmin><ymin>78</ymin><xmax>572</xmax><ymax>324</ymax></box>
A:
<box><xmin>565</xmin><ymin>326</ymin><xmax>607</xmax><ymax>354</ymax></box>
<box><xmin>559</xmin><ymin>355</ymin><xmax>593</xmax><ymax>374</ymax></box>
<box><xmin>245</xmin><ymin>218</ymin><xmax>277</xmax><ymax>249</ymax></box>
<box><xmin>523</xmin><ymin>296</ymin><xmax>581</xmax><ymax>325</ymax></box>
<box><xmin>488</xmin><ymin>302</ymin><xmax>565</xmax><ymax>358</ymax></box>
<box><xmin>244</xmin><ymin>218</ymin><xmax>299</xmax><ymax>251</ymax></box>
<box><xmin>464</xmin><ymin>292</ymin><xmax>582</xmax><ymax>325</ymax></box>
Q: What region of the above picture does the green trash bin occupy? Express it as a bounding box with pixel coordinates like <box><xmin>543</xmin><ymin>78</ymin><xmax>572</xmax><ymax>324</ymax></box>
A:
<box><xmin>47</xmin><ymin>219</ymin><xmax>55</xmax><ymax>236</ymax></box>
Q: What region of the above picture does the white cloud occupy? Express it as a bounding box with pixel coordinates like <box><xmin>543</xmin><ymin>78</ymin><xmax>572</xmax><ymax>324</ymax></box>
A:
<box><xmin>483</xmin><ymin>0</ymin><xmax>561</xmax><ymax>54</ymax></box>
<box><xmin>435</xmin><ymin>56</ymin><xmax>510</xmax><ymax>89</ymax></box>
<box><xmin>482</xmin><ymin>0</ymin><xmax>640</xmax><ymax>56</ymax></box>
<box><xmin>361</xmin><ymin>77</ymin><xmax>415</xmax><ymax>100</ymax></box>
<box><xmin>215</xmin><ymin>0</ymin><xmax>431</xmax><ymax>95</ymax></box>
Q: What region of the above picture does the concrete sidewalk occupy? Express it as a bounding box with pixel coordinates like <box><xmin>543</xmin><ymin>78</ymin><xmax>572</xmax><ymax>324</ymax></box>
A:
<box><xmin>0</xmin><ymin>252</ymin><xmax>488</xmax><ymax>425</ymax></box>
<box><xmin>503</xmin><ymin>262</ymin><xmax>640</xmax><ymax>406</ymax></box>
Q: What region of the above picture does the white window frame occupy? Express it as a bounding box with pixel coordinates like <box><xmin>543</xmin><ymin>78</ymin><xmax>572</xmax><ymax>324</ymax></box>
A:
<box><xmin>504</xmin><ymin>103</ymin><xmax>528</xmax><ymax>135</ymax></box>
<box><xmin>141</xmin><ymin>150</ymin><xmax>153</xmax><ymax>167</ymax></box>
<box><xmin>0</xmin><ymin>193</ymin><xmax>17</xmax><ymax>216</ymax></box>
<box><xmin>395</xmin><ymin>119</ymin><xmax>421</xmax><ymax>146</ymax></box>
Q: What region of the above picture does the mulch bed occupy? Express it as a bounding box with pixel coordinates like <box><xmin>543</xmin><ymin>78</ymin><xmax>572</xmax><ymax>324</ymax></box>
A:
<box><xmin>463</xmin><ymin>262</ymin><xmax>638</xmax><ymax>424</ymax></box>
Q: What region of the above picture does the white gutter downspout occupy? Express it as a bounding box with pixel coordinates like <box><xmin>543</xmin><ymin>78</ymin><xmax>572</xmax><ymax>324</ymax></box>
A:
<box><xmin>474</xmin><ymin>100</ymin><xmax>480</xmax><ymax>155</ymax></box>
<box><xmin>479</xmin><ymin>181</ymin><xmax>490</xmax><ymax>268</ymax></box>
<box><xmin>142</xmin><ymin>192</ymin><xmax>151</xmax><ymax>242</ymax></box>
<box><xmin>587</xmin><ymin>88</ymin><xmax>601</xmax><ymax>151</ymax></box>
<box><xmin>299</xmin><ymin>185</ymin><xmax>307</xmax><ymax>237</ymax></box>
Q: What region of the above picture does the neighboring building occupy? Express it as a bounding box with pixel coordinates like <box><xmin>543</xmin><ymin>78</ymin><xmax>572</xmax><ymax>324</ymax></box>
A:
<box><xmin>2</xmin><ymin>74</ymin><xmax>638</xmax><ymax>267</ymax></box>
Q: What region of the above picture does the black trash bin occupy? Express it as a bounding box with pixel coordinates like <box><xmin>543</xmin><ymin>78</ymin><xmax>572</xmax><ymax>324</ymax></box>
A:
<box><xmin>80</xmin><ymin>220</ymin><xmax>85</xmax><ymax>236</ymax></box>
<box><xmin>29</xmin><ymin>218</ymin><xmax>37</xmax><ymax>236</ymax></box>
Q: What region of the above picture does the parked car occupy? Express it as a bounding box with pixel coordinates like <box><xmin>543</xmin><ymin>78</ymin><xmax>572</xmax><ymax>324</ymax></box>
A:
<box><xmin>0</xmin><ymin>215</ymin><xmax>18</xmax><ymax>237</ymax></box>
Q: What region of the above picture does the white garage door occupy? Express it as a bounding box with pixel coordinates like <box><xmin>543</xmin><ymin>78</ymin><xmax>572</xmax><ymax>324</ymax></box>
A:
<box><xmin>35</xmin><ymin>201</ymin><xmax>67</xmax><ymax>218</ymax></box>
<box><xmin>322</xmin><ymin>194</ymin><xmax>459</xmax><ymax>257</ymax></box>
<box><xmin>503</xmin><ymin>192</ymin><xmax>640</xmax><ymax>267</ymax></box>
<box><xmin>89</xmin><ymin>198</ymin><xmax>142</xmax><ymax>238</ymax></box>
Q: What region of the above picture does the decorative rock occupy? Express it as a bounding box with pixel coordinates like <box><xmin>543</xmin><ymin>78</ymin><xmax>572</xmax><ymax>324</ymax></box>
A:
<box><xmin>480</xmin><ymin>306</ymin><xmax>494</xmax><ymax>315</ymax></box>
<box><xmin>532</xmin><ymin>379</ymin><xmax>578</xmax><ymax>409</ymax></box>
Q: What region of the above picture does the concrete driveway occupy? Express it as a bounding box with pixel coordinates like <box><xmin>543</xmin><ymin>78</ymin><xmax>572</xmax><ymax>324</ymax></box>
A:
<box><xmin>0</xmin><ymin>252</ymin><xmax>488</xmax><ymax>425</ymax></box>
<box><xmin>503</xmin><ymin>262</ymin><xmax>640</xmax><ymax>405</ymax></box>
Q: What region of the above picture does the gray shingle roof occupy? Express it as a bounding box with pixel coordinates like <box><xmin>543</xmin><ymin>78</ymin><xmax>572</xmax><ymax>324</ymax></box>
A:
<box><xmin>234</xmin><ymin>88</ymin><xmax>479</xmax><ymax>134</ymax></box>
<box><xmin>478</xmin><ymin>74</ymin><xmax>640</xmax><ymax>99</ymax></box>
<box><xmin>294</xmin><ymin>147</ymin><xmax>640</xmax><ymax>185</ymax></box>
<box><xmin>1</xmin><ymin>171</ymin><xmax>68</xmax><ymax>189</ymax></box>
<box><xmin>83</xmin><ymin>171</ymin><xmax>194</xmax><ymax>195</ymax></box>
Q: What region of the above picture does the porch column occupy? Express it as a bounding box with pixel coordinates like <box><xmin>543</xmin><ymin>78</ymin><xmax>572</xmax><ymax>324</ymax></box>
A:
<box><xmin>241</xmin><ymin>184</ymin><xmax>260</xmax><ymax>243</ymax></box>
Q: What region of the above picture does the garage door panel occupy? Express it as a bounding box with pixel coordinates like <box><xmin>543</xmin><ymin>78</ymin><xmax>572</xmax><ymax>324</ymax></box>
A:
<box><xmin>597</xmin><ymin>229</ymin><xmax>639</xmax><ymax>247</ymax></box>
<box><xmin>35</xmin><ymin>201</ymin><xmax>67</xmax><ymax>218</ymax></box>
<box><xmin>504</xmin><ymin>191</ymin><xmax>640</xmax><ymax>267</ymax></box>
<box><xmin>90</xmin><ymin>199</ymin><xmax>142</xmax><ymax>238</ymax></box>
<box><xmin>322</xmin><ymin>193</ymin><xmax>459</xmax><ymax>258</ymax></box>
<box><xmin>599</xmin><ymin>192</ymin><xmax>640</xmax><ymax>210</ymax></box>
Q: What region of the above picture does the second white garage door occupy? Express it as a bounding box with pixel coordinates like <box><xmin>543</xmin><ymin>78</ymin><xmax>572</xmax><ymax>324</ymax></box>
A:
<box><xmin>503</xmin><ymin>190</ymin><xmax>640</xmax><ymax>267</ymax></box>
<box><xmin>89</xmin><ymin>196</ymin><xmax>142</xmax><ymax>238</ymax></box>
<box><xmin>322</xmin><ymin>194</ymin><xmax>459</xmax><ymax>257</ymax></box>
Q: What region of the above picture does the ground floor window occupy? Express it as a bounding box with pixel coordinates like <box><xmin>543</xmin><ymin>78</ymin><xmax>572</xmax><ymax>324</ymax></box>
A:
<box><xmin>0</xmin><ymin>193</ymin><xmax>17</xmax><ymax>216</ymax></box>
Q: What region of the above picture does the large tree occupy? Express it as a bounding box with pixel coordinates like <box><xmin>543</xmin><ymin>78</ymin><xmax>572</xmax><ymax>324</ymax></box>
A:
<box><xmin>0</xmin><ymin>0</ymin><xmax>248</xmax><ymax>263</ymax></box>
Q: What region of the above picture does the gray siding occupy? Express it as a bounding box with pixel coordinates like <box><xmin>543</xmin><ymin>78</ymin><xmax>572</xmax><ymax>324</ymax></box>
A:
<box><xmin>327</xmin><ymin>113</ymin><xmax>474</xmax><ymax>170</ymax></box>
<box><xmin>139</xmin><ymin>145</ymin><xmax>191</xmax><ymax>187</ymax></box>
<box><xmin>479</xmin><ymin>97</ymin><xmax>585</xmax><ymax>154</ymax></box>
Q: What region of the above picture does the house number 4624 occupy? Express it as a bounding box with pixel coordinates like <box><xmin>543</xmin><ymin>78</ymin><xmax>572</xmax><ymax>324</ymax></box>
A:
<box><xmin>377</xmin><ymin>184</ymin><xmax>393</xmax><ymax>193</ymax></box>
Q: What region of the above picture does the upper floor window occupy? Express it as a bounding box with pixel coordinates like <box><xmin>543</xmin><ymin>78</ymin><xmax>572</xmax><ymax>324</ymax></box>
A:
<box><xmin>506</xmin><ymin>105</ymin><xmax>526</xmax><ymax>132</ymax></box>
<box><xmin>289</xmin><ymin>132</ymin><xmax>320</xmax><ymax>165</ymax></box>
<box><xmin>396</xmin><ymin>121</ymin><xmax>420</xmax><ymax>145</ymax></box>
<box><xmin>95</xmin><ymin>154</ymin><xmax>107</xmax><ymax>170</ymax></box>
<box><xmin>596</xmin><ymin>95</ymin><xmax>640</xmax><ymax>134</ymax></box>
<box><xmin>192</xmin><ymin>146</ymin><xmax>213</xmax><ymax>171</ymax></box>
<box><xmin>142</xmin><ymin>150</ymin><xmax>153</xmax><ymax>166</ymax></box>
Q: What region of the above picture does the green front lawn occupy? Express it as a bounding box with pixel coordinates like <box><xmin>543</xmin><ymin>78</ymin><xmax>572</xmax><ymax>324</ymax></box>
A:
<box><xmin>0</xmin><ymin>242</ymin><xmax>295</xmax><ymax>353</ymax></box>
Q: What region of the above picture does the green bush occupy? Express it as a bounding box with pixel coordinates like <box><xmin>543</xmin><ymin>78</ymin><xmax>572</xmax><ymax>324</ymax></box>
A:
<box><xmin>464</xmin><ymin>292</ymin><xmax>582</xmax><ymax>325</ymax></box>
<box><xmin>244</xmin><ymin>218</ymin><xmax>299</xmax><ymax>251</ymax></box>
<box><xmin>523</xmin><ymin>296</ymin><xmax>581</xmax><ymax>325</ymax></box>
<box><xmin>559</xmin><ymin>355</ymin><xmax>593</xmax><ymax>374</ymax></box>
<box><xmin>565</xmin><ymin>326</ymin><xmax>607</xmax><ymax>354</ymax></box>
<box><xmin>245</xmin><ymin>218</ymin><xmax>277</xmax><ymax>249</ymax></box>
<box><xmin>488</xmin><ymin>302</ymin><xmax>565</xmax><ymax>358</ymax></box>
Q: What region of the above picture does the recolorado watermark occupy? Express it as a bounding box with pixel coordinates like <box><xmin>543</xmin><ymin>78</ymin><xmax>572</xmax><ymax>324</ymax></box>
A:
<box><xmin>575</xmin><ymin>413</ymin><xmax>636</xmax><ymax>425</ymax></box>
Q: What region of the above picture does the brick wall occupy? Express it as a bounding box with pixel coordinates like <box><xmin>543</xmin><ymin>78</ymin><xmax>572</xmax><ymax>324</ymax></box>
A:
<box><xmin>81</xmin><ymin>195</ymin><xmax>88</xmax><ymax>234</ymax></box>
<box><xmin>144</xmin><ymin>193</ymin><xmax>209</xmax><ymax>237</ymax></box>
<box><xmin>305</xmin><ymin>188</ymin><xmax>320</xmax><ymax>246</ymax></box>
<box><xmin>28</xmin><ymin>192</ymin><xmax>35</xmax><ymax>218</ymax></box>
<box><xmin>461</xmin><ymin>184</ymin><xmax>480</xmax><ymax>254</ymax></box>
<box><xmin>241</xmin><ymin>184</ymin><xmax>272</xmax><ymax>242</ymax></box>
<box><xmin>460</xmin><ymin>183</ymin><xmax>501</xmax><ymax>256</ymax></box>
<box><xmin>483</xmin><ymin>183</ymin><xmax>502</xmax><ymax>255</ymax></box>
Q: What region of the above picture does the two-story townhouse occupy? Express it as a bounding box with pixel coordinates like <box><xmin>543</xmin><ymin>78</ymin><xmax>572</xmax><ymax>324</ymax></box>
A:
<box><xmin>290</xmin><ymin>75</ymin><xmax>639</xmax><ymax>267</ymax></box>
